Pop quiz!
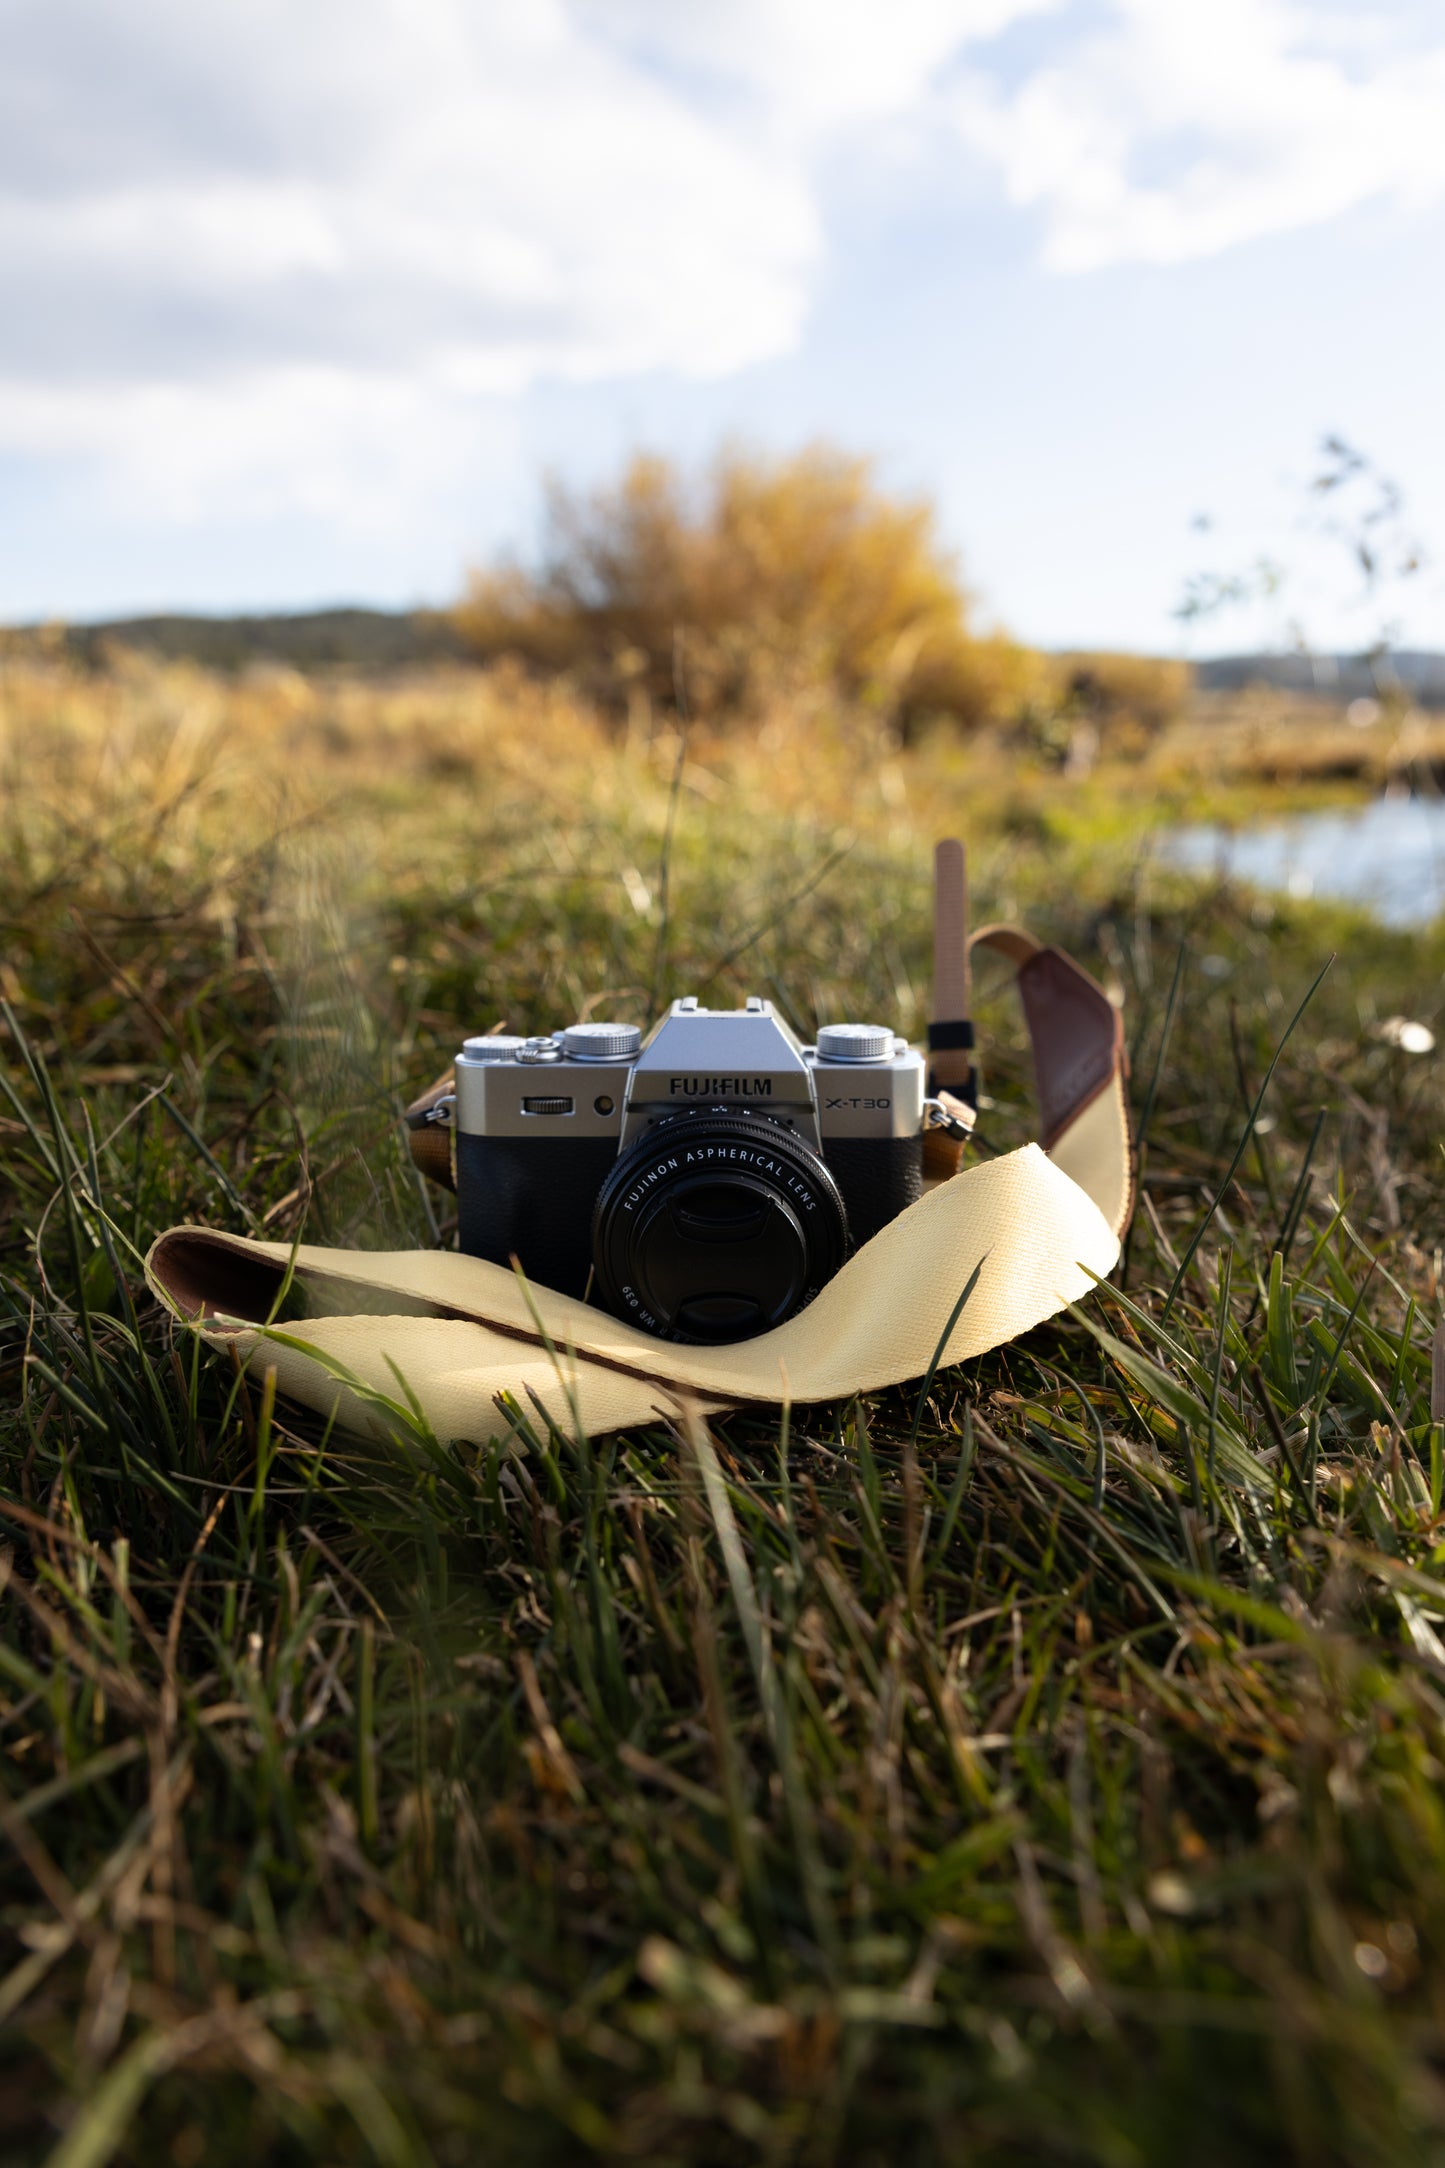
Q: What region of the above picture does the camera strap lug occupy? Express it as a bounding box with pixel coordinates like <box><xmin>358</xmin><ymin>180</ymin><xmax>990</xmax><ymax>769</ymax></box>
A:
<box><xmin>922</xmin><ymin>1094</ymin><xmax>975</xmax><ymax>1143</ymax></box>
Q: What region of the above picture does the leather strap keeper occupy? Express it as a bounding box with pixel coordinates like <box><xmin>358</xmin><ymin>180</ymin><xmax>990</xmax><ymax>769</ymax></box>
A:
<box><xmin>403</xmin><ymin>1072</ymin><xmax>457</xmax><ymax>1191</ymax></box>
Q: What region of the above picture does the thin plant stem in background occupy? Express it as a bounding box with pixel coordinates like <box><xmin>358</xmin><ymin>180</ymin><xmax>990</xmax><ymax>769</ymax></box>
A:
<box><xmin>648</xmin><ymin>625</ymin><xmax>690</xmax><ymax>1016</ymax></box>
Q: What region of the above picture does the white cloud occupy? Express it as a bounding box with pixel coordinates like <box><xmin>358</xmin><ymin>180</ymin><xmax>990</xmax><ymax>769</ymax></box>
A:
<box><xmin>0</xmin><ymin>0</ymin><xmax>1069</xmax><ymax>528</ymax></box>
<box><xmin>579</xmin><ymin>0</ymin><xmax>1064</xmax><ymax>140</ymax></box>
<box><xmin>952</xmin><ymin>0</ymin><xmax>1445</xmax><ymax>271</ymax></box>
<box><xmin>4</xmin><ymin>369</ymin><xmax>467</xmax><ymax>528</ymax></box>
<box><xmin>3</xmin><ymin>0</ymin><xmax>1052</xmax><ymax>526</ymax></box>
<box><xmin>1</xmin><ymin>0</ymin><xmax>1443</xmax><ymax>548</ymax></box>
<box><xmin>0</xmin><ymin>0</ymin><xmax>831</xmax><ymax>517</ymax></box>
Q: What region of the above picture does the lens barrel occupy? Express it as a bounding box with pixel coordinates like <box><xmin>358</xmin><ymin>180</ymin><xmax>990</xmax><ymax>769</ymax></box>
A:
<box><xmin>591</xmin><ymin>1110</ymin><xmax>849</xmax><ymax>1344</ymax></box>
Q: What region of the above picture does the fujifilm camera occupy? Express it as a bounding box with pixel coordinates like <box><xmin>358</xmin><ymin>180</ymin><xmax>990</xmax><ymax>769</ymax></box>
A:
<box><xmin>409</xmin><ymin>997</ymin><xmax>933</xmax><ymax>1345</ymax></box>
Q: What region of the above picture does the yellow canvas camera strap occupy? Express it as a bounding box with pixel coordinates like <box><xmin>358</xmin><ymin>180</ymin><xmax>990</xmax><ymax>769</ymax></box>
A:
<box><xmin>145</xmin><ymin>844</ymin><xmax>1133</xmax><ymax>1447</ymax></box>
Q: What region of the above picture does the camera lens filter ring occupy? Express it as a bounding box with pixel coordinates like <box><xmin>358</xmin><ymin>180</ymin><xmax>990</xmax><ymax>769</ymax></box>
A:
<box><xmin>591</xmin><ymin>1110</ymin><xmax>849</xmax><ymax>1345</ymax></box>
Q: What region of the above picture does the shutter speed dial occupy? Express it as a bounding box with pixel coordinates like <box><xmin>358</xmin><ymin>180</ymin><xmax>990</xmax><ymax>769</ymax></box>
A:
<box><xmin>816</xmin><ymin>1022</ymin><xmax>893</xmax><ymax>1063</ymax></box>
<box><xmin>562</xmin><ymin>1023</ymin><xmax>642</xmax><ymax>1061</ymax></box>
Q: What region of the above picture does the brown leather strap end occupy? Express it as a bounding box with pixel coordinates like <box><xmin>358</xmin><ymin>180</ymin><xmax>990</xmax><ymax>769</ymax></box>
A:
<box><xmin>404</xmin><ymin>1069</ymin><xmax>457</xmax><ymax>1193</ymax></box>
<box><xmin>149</xmin><ymin>1228</ymin><xmax>288</xmax><ymax>1326</ymax></box>
<box><xmin>1015</xmin><ymin>946</ymin><xmax>1126</xmax><ymax>1151</ymax></box>
<box><xmin>970</xmin><ymin>919</ymin><xmax>1134</xmax><ymax>1233</ymax></box>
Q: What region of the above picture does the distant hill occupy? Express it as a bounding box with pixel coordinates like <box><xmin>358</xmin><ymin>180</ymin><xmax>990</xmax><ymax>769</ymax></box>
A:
<box><xmin>50</xmin><ymin>606</ymin><xmax>470</xmax><ymax>673</ymax></box>
<box><xmin>1195</xmin><ymin>650</ymin><xmax>1445</xmax><ymax>709</ymax></box>
<box><xmin>20</xmin><ymin>609</ymin><xmax>1445</xmax><ymax>713</ymax></box>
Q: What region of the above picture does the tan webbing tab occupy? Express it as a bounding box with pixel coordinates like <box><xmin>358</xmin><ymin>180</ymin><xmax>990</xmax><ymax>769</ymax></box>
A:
<box><xmin>933</xmin><ymin>841</ymin><xmax>968</xmax><ymax>1016</ymax></box>
<box><xmin>930</xmin><ymin>839</ymin><xmax>969</xmax><ymax>1078</ymax></box>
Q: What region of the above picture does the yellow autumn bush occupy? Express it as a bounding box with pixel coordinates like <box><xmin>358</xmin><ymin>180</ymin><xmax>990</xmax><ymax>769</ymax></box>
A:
<box><xmin>453</xmin><ymin>444</ymin><xmax>1039</xmax><ymax>736</ymax></box>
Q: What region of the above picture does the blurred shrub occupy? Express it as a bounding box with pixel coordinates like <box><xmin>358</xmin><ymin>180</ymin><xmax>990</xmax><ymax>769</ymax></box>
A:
<box><xmin>453</xmin><ymin>445</ymin><xmax>1038</xmax><ymax>735</ymax></box>
<box><xmin>1052</xmin><ymin>652</ymin><xmax>1193</xmax><ymax>748</ymax></box>
<box><xmin>1010</xmin><ymin>651</ymin><xmax>1193</xmax><ymax>773</ymax></box>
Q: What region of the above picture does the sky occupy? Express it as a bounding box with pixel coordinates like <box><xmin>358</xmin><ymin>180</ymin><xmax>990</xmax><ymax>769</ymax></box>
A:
<box><xmin>3</xmin><ymin>0</ymin><xmax>1445</xmax><ymax>653</ymax></box>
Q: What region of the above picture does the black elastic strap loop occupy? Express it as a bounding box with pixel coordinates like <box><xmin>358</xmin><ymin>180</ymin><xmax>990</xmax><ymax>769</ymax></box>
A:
<box><xmin>927</xmin><ymin>1018</ymin><xmax>975</xmax><ymax>1051</ymax></box>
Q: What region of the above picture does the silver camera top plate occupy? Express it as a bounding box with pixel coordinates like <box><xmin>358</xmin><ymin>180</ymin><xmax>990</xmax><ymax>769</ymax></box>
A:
<box><xmin>453</xmin><ymin>995</ymin><xmax>923</xmax><ymax>1143</ymax></box>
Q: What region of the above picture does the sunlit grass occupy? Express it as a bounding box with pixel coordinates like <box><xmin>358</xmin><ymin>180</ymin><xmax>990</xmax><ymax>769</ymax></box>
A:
<box><xmin>1</xmin><ymin>649</ymin><xmax>1443</xmax><ymax>2165</ymax></box>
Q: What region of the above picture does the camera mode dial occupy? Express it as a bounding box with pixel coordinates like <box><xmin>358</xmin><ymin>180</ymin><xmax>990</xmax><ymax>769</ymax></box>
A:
<box><xmin>462</xmin><ymin>1036</ymin><xmax>527</xmax><ymax>1061</ymax></box>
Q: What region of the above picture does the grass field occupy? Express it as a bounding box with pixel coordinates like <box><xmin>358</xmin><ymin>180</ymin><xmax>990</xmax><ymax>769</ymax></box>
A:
<box><xmin>2</xmin><ymin>649</ymin><xmax>1445</xmax><ymax>2165</ymax></box>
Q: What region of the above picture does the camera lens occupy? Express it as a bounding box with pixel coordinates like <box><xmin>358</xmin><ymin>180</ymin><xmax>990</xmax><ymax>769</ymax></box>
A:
<box><xmin>591</xmin><ymin>1110</ymin><xmax>849</xmax><ymax>1343</ymax></box>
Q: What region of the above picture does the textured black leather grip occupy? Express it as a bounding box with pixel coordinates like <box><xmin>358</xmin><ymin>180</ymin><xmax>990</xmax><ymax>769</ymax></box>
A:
<box><xmin>456</xmin><ymin>1133</ymin><xmax>619</xmax><ymax>1299</ymax></box>
<box><xmin>823</xmin><ymin>1137</ymin><xmax>924</xmax><ymax>1250</ymax></box>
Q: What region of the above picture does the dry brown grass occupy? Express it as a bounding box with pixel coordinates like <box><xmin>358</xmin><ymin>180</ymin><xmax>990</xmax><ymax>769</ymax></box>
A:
<box><xmin>14</xmin><ymin>640</ymin><xmax>1434</xmax><ymax>863</ymax></box>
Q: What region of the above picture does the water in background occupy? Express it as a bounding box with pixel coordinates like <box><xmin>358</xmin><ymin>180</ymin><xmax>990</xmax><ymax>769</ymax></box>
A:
<box><xmin>1161</xmin><ymin>793</ymin><xmax>1445</xmax><ymax>927</ymax></box>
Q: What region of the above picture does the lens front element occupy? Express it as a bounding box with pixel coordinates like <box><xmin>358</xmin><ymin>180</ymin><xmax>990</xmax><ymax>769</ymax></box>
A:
<box><xmin>591</xmin><ymin>1111</ymin><xmax>849</xmax><ymax>1343</ymax></box>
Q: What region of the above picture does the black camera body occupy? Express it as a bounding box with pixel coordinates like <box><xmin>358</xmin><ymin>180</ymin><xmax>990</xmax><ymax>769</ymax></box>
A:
<box><xmin>437</xmin><ymin>998</ymin><xmax>925</xmax><ymax>1344</ymax></box>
